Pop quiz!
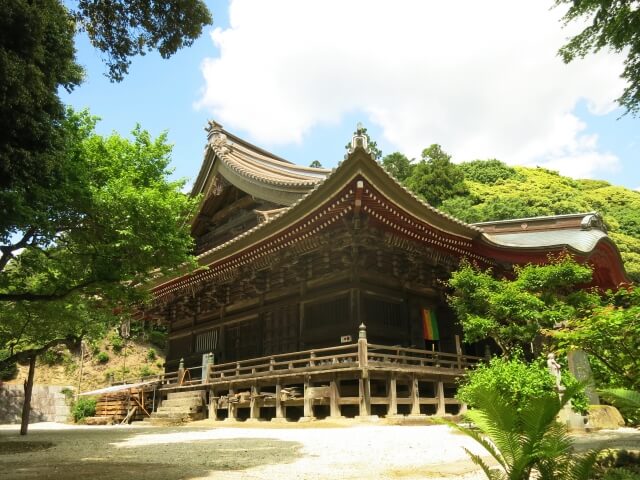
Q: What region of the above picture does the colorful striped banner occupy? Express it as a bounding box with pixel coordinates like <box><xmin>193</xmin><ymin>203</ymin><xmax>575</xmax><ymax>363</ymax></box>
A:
<box><xmin>421</xmin><ymin>308</ymin><xmax>440</xmax><ymax>341</ymax></box>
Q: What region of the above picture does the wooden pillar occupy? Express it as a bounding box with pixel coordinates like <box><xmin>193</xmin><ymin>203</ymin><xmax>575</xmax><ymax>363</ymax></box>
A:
<box><xmin>249</xmin><ymin>384</ymin><xmax>260</xmax><ymax>420</ymax></box>
<box><xmin>275</xmin><ymin>382</ymin><xmax>285</xmax><ymax>420</ymax></box>
<box><xmin>329</xmin><ymin>376</ymin><xmax>341</xmax><ymax>418</ymax></box>
<box><xmin>208</xmin><ymin>392</ymin><xmax>219</xmax><ymax>420</ymax></box>
<box><xmin>455</xmin><ymin>335</ymin><xmax>462</xmax><ymax>369</ymax></box>
<box><xmin>357</xmin><ymin>323</ymin><xmax>371</xmax><ymax>417</ymax></box>
<box><xmin>388</xmin><ymin>375</ymin><xmax>398</xmax><ymax>416</ymax></box>
<box><xmin>410</xmin><ymin>375</ymin><xmax>420</xmax><ymax>416</ymax></box>
<box><xmin>227</xmin><ymin>387</ymin><xmax>236</xmax><ymax>421</ymax></box>
<box><xmin>436</xmin><ymin>380</ymin><xmax>446</xmax><ymax>417</ymax></box>
<box><xmin>303</xmin><ymin>376</ymin><xmax>312</xmax><ymax>419</ymax></box>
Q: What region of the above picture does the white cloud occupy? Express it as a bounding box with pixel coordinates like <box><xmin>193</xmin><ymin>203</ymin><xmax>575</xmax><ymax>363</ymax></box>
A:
<box><xmin>197</xmin><ymin>0</ymin><xmax>627</xmax><ymax>178</ymax></box>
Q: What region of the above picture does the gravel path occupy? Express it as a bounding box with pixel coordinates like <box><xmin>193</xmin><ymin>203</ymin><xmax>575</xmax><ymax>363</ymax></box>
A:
<box><xmin>0</xmin><ymin>421</ymin><xmax>637</xmax><ymax>480</ymax></box>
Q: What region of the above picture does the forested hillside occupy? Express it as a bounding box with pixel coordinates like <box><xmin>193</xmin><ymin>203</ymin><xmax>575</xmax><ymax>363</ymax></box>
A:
<box><xmin>382</xmin><ymin>151</ymin><xmax>640</xmax><ymax>281</ymax></box>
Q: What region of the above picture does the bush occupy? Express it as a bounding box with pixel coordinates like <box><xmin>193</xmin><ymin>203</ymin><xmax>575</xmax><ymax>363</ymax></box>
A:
<box><xmin>138</xmin><ymin>365</ymin><xmax>154</xmax><ymax>378</ymax></box>
<box><xmin>148</xmin><ymin>330</ymin><xmax>167</xmax><ymax>350</ymax></box>
<box><xmin>0</xmin><ymin>359</ymin><xmax>18</xmax><ymax>381</ymax></box>
<box><xmin>457</xmin><ymin>353</ymin><xmax>589</xmax><ymax>414</ymax></box>
<box><xmin>593</xmin><ymin>450</ymin><xmax>640</xmax><ymax>480</ymax></box>
<box><xmin>96</xmin><ymin>351</ymin><xmax>109</xmax><ymax>364</ymax></box>
<box><xmin>39</xmin><ymin>349</ymin><xmax>64</xmax><ymax>366</ymax></box>
<box><xmin>146</xmin><ymin>348</ymin><xmax>156</xmax><ymax>361</ymax></box>
<box><xmin>109</xmin><ymin>332</ymin><xmax>124</xmax><ymax>353</ymax></box>
<box><xmin>72</xmin><ymin>397</ymin><xmax>96</xmax><ymax>422</ymax></box>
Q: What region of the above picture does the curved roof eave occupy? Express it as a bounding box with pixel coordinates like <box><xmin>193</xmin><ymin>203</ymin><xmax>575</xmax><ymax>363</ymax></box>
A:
<box><xmin>192</xmin><ymin>144</ymin><xmax>482</xmax><ymax>268</ymax></box>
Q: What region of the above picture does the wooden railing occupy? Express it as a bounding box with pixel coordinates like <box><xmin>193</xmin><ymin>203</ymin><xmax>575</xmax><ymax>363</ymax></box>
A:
<box><xmin>158</xmin><ymin>334</ymin><xmax>484</xmax><ymax>388</ymax></box>
<box><xmin>367</xmin><ymin>344</ymin><xmax>483</xmax><ymax>370</ymax></box>
<box><xmin>206</xmin><ymin>343</ymin><xmax>360</xmax><ymax>382</ymax></box>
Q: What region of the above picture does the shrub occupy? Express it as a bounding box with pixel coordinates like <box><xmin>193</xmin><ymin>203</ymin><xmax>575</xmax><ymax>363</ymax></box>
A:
<box><xmin>146</xmin><ymin>348</ymin><xmax>156</xmax><ymax>361</ymax></box>
<box><xmin>96</xmin><ymin>351</ymin><xmax>109</xmax><ymax>364</ymax></box>
<box><xmin>138</xmin><ymin>365</ymin><xmax>154</xmax><ymax>378</ymax></box>
<box><xmin>72</xmin><ymin>397</ymin><xmax>96</xmax><ymax>422</ymax></box>
<box><xmin>109</xmin><ymin>332</ymin><xmax>124</xmax><ymax>353</ymax></box>
<box><xmin>457</xmin><ymin>353</ymin><xmax>589</xmax><ymax>414</ymax></box>
<box><xmin>39</xmin><ymin>349</ymin><xmax>64</xmax><ymax>366</ymax></box>
<box><xmin>0</xmin><ymin>359</ymin><xmax>18</xmax><ymax>381</ymax></box>
<box><xmin>148</xmin><ymin>330</ymin><xmax>167</xmax><ymax>350</ymax></box>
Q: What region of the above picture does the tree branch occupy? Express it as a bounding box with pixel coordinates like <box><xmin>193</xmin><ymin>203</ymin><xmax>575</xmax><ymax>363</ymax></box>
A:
<box><xmin>0</xmin><ymin>335</ymin><xmax>82</xmax><ymax>366</ymax></box>
<box><xmin>0</xmin><ymin>227</ymin><xmax>36</xmax><ymax>272</ymax></box>
<box><xmin>0</xmin><ymin>279</ymin><xmax>100</xmax><ymax>303</ymax></box>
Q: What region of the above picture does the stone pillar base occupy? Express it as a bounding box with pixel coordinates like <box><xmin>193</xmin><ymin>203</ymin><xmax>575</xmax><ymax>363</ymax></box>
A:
<box><xmin>270</xmin><ymin>417</ymin><xmax>289</xmax><ymax>423</ymax></box>
<box><xmin>297</xmin><ymin>416</ymin><xmax>316</xmax><ymax>423</ymax></box>
<box><xmin>355</xmin><ymin>415</ymin><xmax>380</xmax><ymax>422</ymax></box>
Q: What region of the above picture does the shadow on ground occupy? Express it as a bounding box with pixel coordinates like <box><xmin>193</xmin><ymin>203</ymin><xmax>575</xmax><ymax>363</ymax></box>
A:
<box><xmin>0</xmin><ymin>428</ymin><xmax>301</xmax><ymax>480</ymax></box>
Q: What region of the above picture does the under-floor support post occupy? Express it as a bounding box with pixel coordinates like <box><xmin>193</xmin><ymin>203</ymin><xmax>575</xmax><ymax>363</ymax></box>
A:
<box><xmin>208</xmin><ymin>392</ymin><xmax>218</xmax><ymax>420</ymax></box>
<box><xmin>303</xmin><ymin>376</ymin><xmax>312</xmax><ymax>419</ymax></box>
<box><xmin>249</xmin><ymin>384</ymin><xmax>260</xmax><ymax>420</ymax></box>
<box><xmin>226</xmin><ymin>387</ymin><xmax>237</xmax><ymax>421</ymax></box>
<box><xmin>436</xmin><ymin>380</ymin><xmax>446</xmax><ymax>417</ymax></box>
<box><xmin>358</xmin><ymin>375</ymin><xmax>371</xmax><ymax>417</ymax></box>
<box><xmin>410</xmin><ymin>376</ymin><xmax>420</xmax><ymax>416</ymax></box>
<box><xmin>329</xmin><ymin>376</ymin><xmax>341</xmax><ymax>418</ymax></box>
<box><xmin>275</xmin><ymin>382</ymin><xmax>284</xmax><ymax>419</ymax></box>
<box><xmin>388</xmin><ymin>375</ymin><xmax>397</xmax><ymax>416</ymax></box>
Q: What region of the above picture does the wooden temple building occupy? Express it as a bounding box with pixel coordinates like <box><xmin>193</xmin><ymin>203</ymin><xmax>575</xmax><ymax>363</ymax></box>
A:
<box><xmin>145</xmin><ymin>123</ymin><xmax>628</xmax><ymax>422</ymax></box>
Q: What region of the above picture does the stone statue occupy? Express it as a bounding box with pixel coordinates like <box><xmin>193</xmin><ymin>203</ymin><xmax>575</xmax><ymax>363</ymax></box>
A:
<box><xmin>547</xmin><ymin>352</ymin><xmax>563</xmax><ymax>391</ymax></box>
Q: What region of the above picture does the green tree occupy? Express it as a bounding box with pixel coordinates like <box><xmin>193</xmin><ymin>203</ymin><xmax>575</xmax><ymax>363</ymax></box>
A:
<box><xmin>309</xmin><ymin>160</ymin><xmax>323</xmax><ymax>168</ymax></box>
<box><xmin>451</xmin><ymin>383</ymin><xmax>598</xmax><ymax>480</ymax></box>
<box><xmin>0</xmin><ymin>0</ymin><xmax>83</xmax><ymax>211</ymax></box>
<box><xmin>447</xmin><ymin>255</ymin><xmax>595</xmax><ymax>356</ymax></box>
<box><xmin>553</xmin><ymin>286</ymin><xmax>640</xmax><ymax>391</ymax></box>
<box><xmin>74</xmin><ymin>0</ymin><xmax>212</xmax><ymax>82</ymax></box>
<box><xmin>1</xmin><ymin>0</ymin><xmax>212</xmax><ymax>244</ymax></box>
<box><xmin>381</xmin><ymin>152</ymin><xmax>414</xmax><ymax>182</ymax></box>
<box><xmin>557</xmin><ymin>0</ymin><xmax>640</xmax><ymax>115</ymax></box>
<box><xmin>459</xmin><ymin>159</ymin><xmax>519</xmax><ymax>184</ymax></box>
<box><xmin>0</xmin><ymin>110</ymin><xmax>197</xmax><ymax>434</ymax></box>
<box><xmin>404</xmin><ymin>144</ymin><xmax>467</xmax><ymax>208</ymax></box>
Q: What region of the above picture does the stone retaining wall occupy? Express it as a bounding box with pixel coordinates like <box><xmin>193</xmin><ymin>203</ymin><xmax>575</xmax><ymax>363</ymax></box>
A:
<box><xmin>0</xmin><ymin>384</ymin><xmax>72</xmax><ymax>424</ymax></box>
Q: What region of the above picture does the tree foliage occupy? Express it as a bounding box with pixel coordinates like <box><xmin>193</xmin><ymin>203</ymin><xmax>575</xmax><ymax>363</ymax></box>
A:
<box><xmin>1</xmin><ymin>0</ymin><xmax>212</xmax><ymax>256</ymax></box>
<box><xmin>553</xmin><ymin>287</ymin><xmax>640</xmax><ymax>391</ymax></box>
<box><xmin>74</xmin><ymin>0</ymin><xmax>212</xmax><ymax>82</ymax></box>
<box><xmin>458</xmin><ymin>354</ymin><xmax>588</xmax><ymax>415</ymax></box>
<box><xmin>0</xmin><ymin>109</ymin><xmax>197</xmax><ymax>368</ymax></box>
<box><xmin>381</xmin><ymin>152</ymin><xmax>413</xmax><ymax>182</ymax></box>
<box><xmin>0</xmin><ymin>0</ymin><xmax>83</xmax><ymax>198</ymax></box>
<box><xmin>404</xmin><ymin>144</ymin><xmax>467</xmax><ymax>207</ymax></box>
<box><xmin>447</xmin><ymin>255</ymin><xmax>595</xmax><ymax>356</ymax></box>
<box><xmin>435</xmin><ymin>163</ymin><xmax>640</xmax><ymax>281</ymax></box>
<box><xmin>557</xmin><ymin>0</ymin><xmax>640</xmax><ymax>115</ymax></box>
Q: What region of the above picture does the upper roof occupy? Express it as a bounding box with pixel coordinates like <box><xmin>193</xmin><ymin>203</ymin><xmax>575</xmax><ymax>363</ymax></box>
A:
<box><xmin>191</xmin><ymin>121</ymin><xmax>331</xmax><ymax>207</ymax></box>
<box><xmin>150</xmin><ymin>126</ymin><xmax>629</xmax><ymax>299</ymax></box>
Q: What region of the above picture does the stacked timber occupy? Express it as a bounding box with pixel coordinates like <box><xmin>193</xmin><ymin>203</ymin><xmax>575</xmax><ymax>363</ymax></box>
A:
<box><xmin>94</xmin><ymin>388</ymin><xmax>154</xmax><ymax>423</ymax></box>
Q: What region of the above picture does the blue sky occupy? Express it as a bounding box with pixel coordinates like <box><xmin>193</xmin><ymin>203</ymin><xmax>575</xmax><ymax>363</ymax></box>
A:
<box><xmin>62</xmin><ymin>0</ymin><xmax>639</xmax><ymax>190</ymax></box>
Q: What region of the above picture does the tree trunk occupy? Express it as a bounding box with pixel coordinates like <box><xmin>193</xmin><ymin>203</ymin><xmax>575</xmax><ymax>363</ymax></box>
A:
<box><xmin>20</xmin><ymin>355</ymin><xmax>36</xmax><ymax>435</ymax></box>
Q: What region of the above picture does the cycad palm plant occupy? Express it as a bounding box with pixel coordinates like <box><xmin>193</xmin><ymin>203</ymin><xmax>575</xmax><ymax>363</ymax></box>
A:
<box><xmin>451</xmin><ymin>383</ymin><xmax>598</xmax><ymax>480</ymax></box>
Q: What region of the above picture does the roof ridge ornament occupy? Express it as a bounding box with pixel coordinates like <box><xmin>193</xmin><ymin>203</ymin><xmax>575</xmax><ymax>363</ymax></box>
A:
<box><xmin>206</xmin><ymin>120</ymin><xmax>231</xmax><ymax>156</ymax></box>
<box><xmin>346</xmin><ymin>122</ymin><xmax>371</xmax><ymax>158</ymax></box>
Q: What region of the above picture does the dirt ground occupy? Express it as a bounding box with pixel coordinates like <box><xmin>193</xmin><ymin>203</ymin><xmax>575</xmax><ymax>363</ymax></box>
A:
<box><xmin>0</xmin><ymin>421</ymin><xmax>638</xmax><ymax>480</ymax></box>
